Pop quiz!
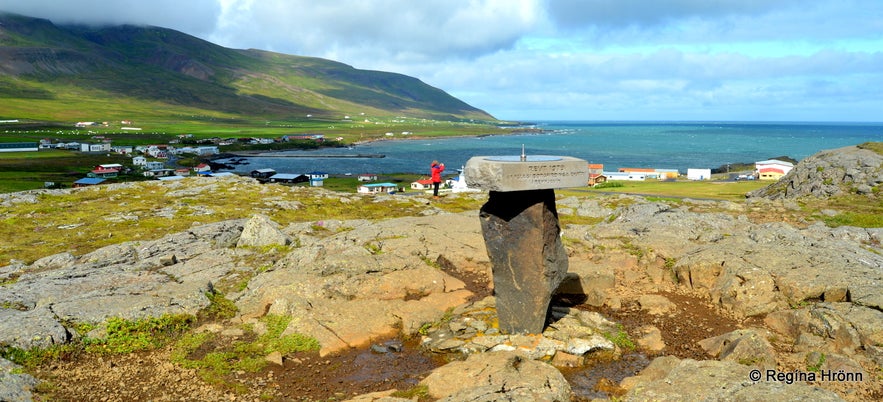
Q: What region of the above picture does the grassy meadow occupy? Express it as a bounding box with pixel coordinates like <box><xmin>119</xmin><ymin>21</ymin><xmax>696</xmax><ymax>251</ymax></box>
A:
<box><xmin>573</xmin><ymin>179</ymin><xmax>769</xmax><ymax>200</ymax></box>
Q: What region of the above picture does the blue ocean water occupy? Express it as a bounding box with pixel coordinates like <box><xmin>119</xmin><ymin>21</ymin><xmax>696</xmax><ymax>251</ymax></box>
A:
<box><xmin>217</xmin><ymin>121</ymin><xmax>883</xmax><ymax>175</ymax></box>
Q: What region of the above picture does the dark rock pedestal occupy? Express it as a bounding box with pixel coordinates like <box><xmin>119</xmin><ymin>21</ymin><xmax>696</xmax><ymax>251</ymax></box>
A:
<box><xmin>479</xmin><ymin>189</ymin><xmax>568</xmax><ymax>334</ymax></box>
<box><xmin>465</xmin><ymin>154</ymin><xmax>588</xmax><ymax>335</ymax></box>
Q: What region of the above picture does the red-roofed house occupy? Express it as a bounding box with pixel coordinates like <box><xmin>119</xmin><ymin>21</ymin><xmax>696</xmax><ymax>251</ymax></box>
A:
<box><xmin>755</xmin><ymin>159</ymin><xmax>794</xmax><ymax>180</ymax></box>
<box><xmin>588</xmin><ymin>163</ymin><xmax>606</xmax><ymax>186</ymax></box>
<box><xmin>410</xmin><ymin>178</ymin><xmax>433</xmax><ymax>191</ymax></box>
<box><xmin>193</xmin><ymin>163</ymin><xmax>212</xmax><ymax>173</ymax></box>
<box><xmin>88</xmin><ymin>165</ymin><xmax>120</xmax><ymax>178</ymax></box>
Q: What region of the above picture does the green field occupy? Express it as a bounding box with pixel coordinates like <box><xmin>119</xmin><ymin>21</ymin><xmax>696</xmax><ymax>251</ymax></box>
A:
<box><xmin>0</xmin><ymin>150</ymin><xmax>136</xmax><ymax>193</ymax></box>
<box><xmin>573</xmin><ymin>179</ymin><xmax>770</xmax><ymax>201</ymax></box>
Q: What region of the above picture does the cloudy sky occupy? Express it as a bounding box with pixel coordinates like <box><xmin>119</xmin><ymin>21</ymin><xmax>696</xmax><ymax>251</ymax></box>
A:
<box><xmin>2</xmin><ymin>0</ymin><xmax>881</xmax><ymax>122</ymax></box>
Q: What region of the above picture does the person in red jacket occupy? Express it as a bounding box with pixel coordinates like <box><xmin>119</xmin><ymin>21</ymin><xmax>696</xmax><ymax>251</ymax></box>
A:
<box><xmin>430</xmin><ymin>160</ymin><xmax>445</xmax><ymax>199</ymax></box>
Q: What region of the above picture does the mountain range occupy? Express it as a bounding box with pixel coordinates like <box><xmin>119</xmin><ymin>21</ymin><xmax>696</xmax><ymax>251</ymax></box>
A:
<box><xmin>0</xmin><ymin>12</ymin><xmax>495</xmax><ymax>124</ymax></box>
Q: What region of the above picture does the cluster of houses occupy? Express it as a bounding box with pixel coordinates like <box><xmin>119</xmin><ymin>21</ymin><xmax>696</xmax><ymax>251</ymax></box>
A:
<box><xmin>72</xmin><ymin>157</ymin><xmax>797</xmax><ymax>191</ymax></box>
<box><xmin>72</xmin><ymin>161</ymin><xmax>228</xmax><ymax>187</ymax></box>
<box><xmin>246</xmin><ymin>167</ymin><xmax>478</xmax><ymax>196</ymax></box>
<box><xmin>5</xmin><ymin>133</ymin><xmax>796</xmax><ymax>191</ymax></box>
<box><xmin>358</xmin><ymin>168</ymin><xmax>477</xmax><ymax>195</ymax></box>
<box><xmin>586</xmin><ymin>159</ymin><xmax>793</xmax><ymax>185</ymax></box>
<box><xmin>36</xmin><ymin>139</ymin><xmax>221</xmax><ymax>158</ymax></box>
<box><xmin>249</xmin><ymin>168</ymin><xmax>329</xmax><ymax>186</ymax></box>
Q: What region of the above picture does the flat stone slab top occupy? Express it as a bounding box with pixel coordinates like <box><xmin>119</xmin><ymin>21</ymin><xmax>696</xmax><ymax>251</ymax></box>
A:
<box><xmin>464</xmin><ymin>155</ymin><xmax>589</xmax><ymax>192</ymax></box>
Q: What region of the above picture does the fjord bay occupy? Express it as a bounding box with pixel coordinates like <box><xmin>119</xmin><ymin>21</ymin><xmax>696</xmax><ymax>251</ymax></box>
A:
<box><xmin>217</xmin><ymin>121</ymin><xmax>883</xmax><ymax>175</ymax></box>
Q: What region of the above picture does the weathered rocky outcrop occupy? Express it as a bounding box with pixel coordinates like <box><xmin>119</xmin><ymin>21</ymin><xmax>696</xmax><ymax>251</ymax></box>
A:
<box><xmin>583</xmin><ymin>201</ymin><xmax>883</xmax><ymax>317</ymax></box>
<box><xmin>1</xmin><ymin>146</ymin><xmax>881</xmax><ymax>400</ymax></box>
<box><xmin>0</xmin><ymin>357</ymin><xmax>37</xmax><ymax>402</ymax></box>
<box><xmin>0</xmin><ymin>219</ymin><xmax>247</xmax><ymax>349</ymax></box>
<box><xmin>620</xmin><ymin>356</ymin><xmax>844</xmax><ymax>401</ymax></box>
<box><xmin>2</xmin><ymin>194</ymin><xmax>880</xmax><ymax>400</ymax></box>
<box><xmin>748</xmin><ymin>144</ymin><xmax>883</xmax><ymax>199</ymax></box>
<box><xmin>420</xmin><ymin>350</ymin><xmax>572</xmax><ymax>401</ymax></box>
<box><xmin>234</xmin><ymin>213</ymin><xmax>489</xmax><ymax>356</ymax></box>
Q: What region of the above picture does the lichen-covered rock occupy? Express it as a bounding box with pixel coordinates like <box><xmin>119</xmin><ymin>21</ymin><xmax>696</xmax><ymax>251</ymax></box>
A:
<box><xmin>621</xmin><ymin>357</ymin><xmax>843</xmax><ymax>401</ymax></box>
<box><xmin>698</xmin><ymin>328</ymin><xmax>777</xmax><ymax>368</ymax></box>
<box><xmin>0</xmin><ymin>357</ymin><xmax>38</xmax><ymax>402</ymax></box>
<box><xmin>748</xmin><ymin>145</ymin><xmax>882</xmax><ymax>199</ymax></box>
<box><xmin>420</xmin><ymin>351</ymin><xmax>572</xmax><ymax>401</ymax></box>
<box><xmin>236</xmin><ymin>214</ymin><xmax>291</xmax><ymax>248</ymax></box>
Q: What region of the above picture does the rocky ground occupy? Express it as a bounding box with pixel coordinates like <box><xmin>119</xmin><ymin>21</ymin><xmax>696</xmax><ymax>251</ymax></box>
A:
<box><xmin>22</xmin><ymin>279</ymin><xmax>755</xmax><ymax>401</ymax></box>
<box><xmin>2</xmin><ymin>144</ymin><xmax>882</xmax><ymax>401</ymax></box>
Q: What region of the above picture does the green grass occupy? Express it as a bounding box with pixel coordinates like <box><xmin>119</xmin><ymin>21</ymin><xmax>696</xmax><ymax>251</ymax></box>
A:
<box><xmin>84</xmin><ymin>314</ymin><xmax>195</xmax><ymax>354</ymax></box>
<box><xmin>0</xmin><ymin>177</ymin><xmax>455</xmax><ymax>264</ymax></box>
<box><xmin>602</xmin><ymin>324</ymin><xmax>636</xmax><ymax>351</ymax></box>
<box><xmin>171</xmin><ymin>314</ymin><xmax>319</xmax><ymax>388</ymax></box>
<box><xmin>858</xmin><ymin>141</ymin><xmax>883</xmax><ymax>155</ymax></box>
<box><xmin>811</xmin><ymin>194</ymin><xmax>883</xmax><ymax>228</ymax></box>
<box><xmin>0</xmin><ymin>314</ymin><xmax>195</xmax><ymax>367</ymax></box>
<box><xmin>0</xmin><ymin>151</ymin><xmax>136</xmax><ymax>192</ymax></box>
<box><xmin>579</xmin><ymin>179</ymin><xmax>769</xmax><ymax>201</ymax></box>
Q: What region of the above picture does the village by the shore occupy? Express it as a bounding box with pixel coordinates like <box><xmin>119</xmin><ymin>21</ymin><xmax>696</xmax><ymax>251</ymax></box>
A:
<box><xmin>2</xmin><ymin>130</ymin><xmax>797</xmax><ymax>195</ymax></box>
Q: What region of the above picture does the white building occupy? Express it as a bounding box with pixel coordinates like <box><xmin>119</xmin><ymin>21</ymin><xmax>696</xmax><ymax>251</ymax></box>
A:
<box><xmin>196</xmin><ymin>146</ymin><xmax>219</xmax><ymax>156</ymax></box>
<box><xmin>80</xmin><ymin>143</ymin><xmax>111</xmax><ymax>152</ymax></box>
<box><xmin>144</xmin><ymin>161</ymin><xmax>165</xmax><ymax>170</ymax></box>
<box><xmin>687</xmin><ymin>168</ymin><xmax>711</xmax><ymax>180</ymax></box>
<box><xmin>604</xmin><ymin>171</ymin><xmax>646</xmax><ymax>181</ymax></box>
<box><xmin>358</xmin><ymin>182</ymin><xmax>398</xmax><ymax>194</ymax></box>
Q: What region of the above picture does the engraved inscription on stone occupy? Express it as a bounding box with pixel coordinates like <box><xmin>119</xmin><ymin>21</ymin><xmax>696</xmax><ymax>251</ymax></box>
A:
<box><xmin>464</xmin><ymin>155</ymin><xmax>589</xmax><ymax>192</ymax></box>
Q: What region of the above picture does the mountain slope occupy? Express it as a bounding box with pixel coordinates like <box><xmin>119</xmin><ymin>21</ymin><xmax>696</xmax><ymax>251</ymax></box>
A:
<box><xmin>0</xmin><ymin>12</ymin><xmax>495</xmax><ymax>122</ymax></box>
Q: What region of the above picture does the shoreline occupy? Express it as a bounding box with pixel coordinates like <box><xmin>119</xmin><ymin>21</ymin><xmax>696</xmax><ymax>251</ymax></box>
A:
<box><xmin>211</xmin><ymin>127</ymin><xmax>547</xmax><ymax>161</ymax></box>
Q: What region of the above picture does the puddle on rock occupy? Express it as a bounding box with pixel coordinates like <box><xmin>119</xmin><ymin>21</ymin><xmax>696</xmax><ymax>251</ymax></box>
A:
<box><xmin>560</xmin><ymin>352</ymin><xmax>651</xmax><ymax>400</ymax></box>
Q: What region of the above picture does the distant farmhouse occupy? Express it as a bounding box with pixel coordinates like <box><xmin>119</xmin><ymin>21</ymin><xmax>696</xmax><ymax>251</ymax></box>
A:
<box><xmin>250</xmin><ymin>168</ymin><xmax>277</xmax><ymax>180</ymax></box>
<box><xmin>605</xmin><ymin>171</ymin><xmax>647</xmax><ymax>181</ymax></box>
<box><xmin>687</xmin><ymin>168</ymin><xmax>712</xmax><ymax>180</ymax></box>
<box><xmin>619</xmin><ymin>167</ymin><xmax>679</xmax><ymax>180</ymax></box>
<box><xmin>283</xmin><ymin>134</ymin><xmax>325</xmax><ymax>142</ymax></box>
<box><xmin>587</xmin><ymin>164</ymin><xmax>606</xmax><ymax>186</ymax></box>
<box><xmin>602</xmin><ymin>166</ymin><xmax>683</xmax><ymax>182</ymax></box>
<box><xmin>358</xmin><ymin>182</ymin><xmax>398</xmax><ymax>194</ymax></box>
<box><xmin>80</xmin><ymin>143</ymin><xmax>111</xmax><ymax>153</ymax></box>
<box><xmin>358</xmin><ymin>173</ymin><xmax>378</xmax><ymax>182</ymax></box>
<box><xmin>410</xmin><ymin>178</ymin><xmax>433</xmax><ymax>191</ymax></box>
<box><xmin>755</xmin><ymin>159</ymin><xmax>794</xmax><ymax>180</ymax></box>
<box><xmin>88</xmin><ymin>164</ymin><xmax>124</xmax><ymax>178</ymax></box>
<box><xmin>266</xmin><ymin>173</ymin><xmax>309</xmax><ymax>185</ymax></box>
<box><xmin>73</xmin><ymin>177</ymin><xmax>105</xmax><ymax>187</ymax></box>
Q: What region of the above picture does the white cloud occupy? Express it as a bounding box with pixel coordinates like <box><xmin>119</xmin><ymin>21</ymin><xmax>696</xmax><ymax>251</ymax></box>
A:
<box><xmin>206</xmin><ymin>0</ymin><xmax>540</xmax><ymax>63</ymax></box>
<box><xmin>0</xmin><ymin>0</ymin><xmax>221</xmax><ymax>35</ymax></box>
<box><xmin>1</xmin><ymin>0</ymin><xmax>882</xmax><ymax>121</ymax></box>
